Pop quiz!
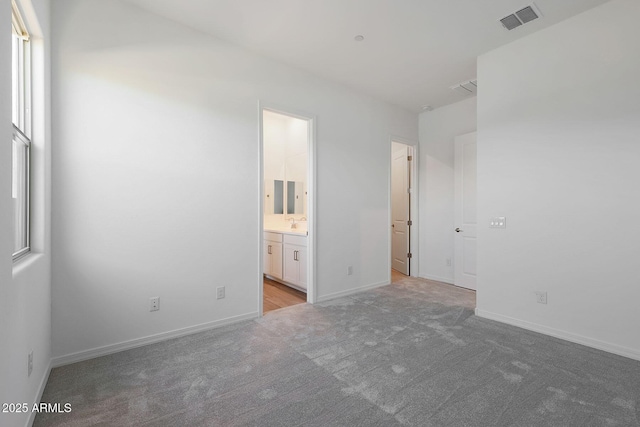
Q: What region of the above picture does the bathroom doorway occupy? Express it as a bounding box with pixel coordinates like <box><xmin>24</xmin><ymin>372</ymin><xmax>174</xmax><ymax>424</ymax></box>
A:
<box><xmin>260</xmin><ymin>106</ymin><xmax>315</xmax><ymax>315</ymax></box>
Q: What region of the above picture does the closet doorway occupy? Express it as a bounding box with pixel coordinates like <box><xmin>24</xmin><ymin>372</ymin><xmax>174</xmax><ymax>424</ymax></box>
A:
<box><xmin>391</xmin><ymin>140</ymin><xmax>416</xmax><ymax>278</ymax></box>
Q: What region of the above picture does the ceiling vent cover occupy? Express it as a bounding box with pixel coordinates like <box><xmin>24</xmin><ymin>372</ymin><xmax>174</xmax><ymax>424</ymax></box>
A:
<box><xmin>516</xmin><ymin>6</ymin><xmax>539</xmax><ymax>24</ymax></box>
<box><xmin>500</xmin><ymin>14</ymin><xmax>522</xmax><ymax>30</ymax></box>
<box><xmin>451</xmin><ymin>79</ymin><xmax>477</xmax><ymax>96</ymax></box>
<box><xmin>500</xmin><ymin>4</ymin><xmax>541</xmax><ymax>30</ymax></box>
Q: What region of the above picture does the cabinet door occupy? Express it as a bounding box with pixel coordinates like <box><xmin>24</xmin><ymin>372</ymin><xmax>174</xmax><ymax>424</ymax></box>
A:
<box><xmin>263</xmin><ymin>241</ymin><xmax>272</xmax><ymax>276</ymax></box>
<box><xmin>297</xmin><ymin>246</ymin><xmax>307</xmax><ymax>290</ymax></box>
<box><xmin>271</xmin><ymin>242</ymin><xmax>283</xmax><ymax>280</ymax></box>
<box><xmin>283</xmin><ymin>244</ymin><xmax>299</xmax><ymax>284</ymax></box>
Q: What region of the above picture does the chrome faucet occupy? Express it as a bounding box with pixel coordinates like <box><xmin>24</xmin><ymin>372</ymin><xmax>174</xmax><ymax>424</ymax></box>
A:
<box><xmin>289</xmin><ymin>217</ymin><xmax>297</xmax><ymax>229</ymax></box>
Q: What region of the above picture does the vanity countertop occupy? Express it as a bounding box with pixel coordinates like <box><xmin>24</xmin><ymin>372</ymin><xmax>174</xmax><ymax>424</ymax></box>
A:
<box><xmin>264</xmin><ymin>227</ymin><xmax>308</xmax><ymax>237</ymax></box>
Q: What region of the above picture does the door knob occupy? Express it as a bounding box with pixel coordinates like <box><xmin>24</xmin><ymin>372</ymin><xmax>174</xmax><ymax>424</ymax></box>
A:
<box><xmin>455</xmin><ymin>228</ymin><xmax>462</xmax><ymax>233</ymax></box>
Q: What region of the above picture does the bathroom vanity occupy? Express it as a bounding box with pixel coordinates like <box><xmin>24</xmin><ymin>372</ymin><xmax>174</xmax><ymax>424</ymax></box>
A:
<box><xmin>263</xmin><ymin>229</ymin><xmax>307</xmax><ymax>292</ymax></box>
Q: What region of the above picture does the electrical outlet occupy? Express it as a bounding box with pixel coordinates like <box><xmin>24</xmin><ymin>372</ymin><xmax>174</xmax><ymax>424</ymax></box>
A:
<box><xmin>28</xmin><ymin>351</ymin><xmax>33</xmax><ymax>377</ymax></box>
<box><xmin>535</xmin><ymin>291</ymin><xmax>548</xmax><ymax>304</ymax></box>
<box><xmin>216</xmin><ymin>287</ymin><xmax>225</xmax><ymax>299</ymax></box>
<box><xmin>446</xmin><ymin>258</ymin><xmax>451</xmax><ymax>267</ymax></box>
<box><xmin>150</xmin><ymin>297</ymin><xmax>160</xmax><ymax>312</ymax></box>
<box><xmin>347</xmin><ymin>266</ymin><xmax>353</xmax><ymax>276</ymax></box>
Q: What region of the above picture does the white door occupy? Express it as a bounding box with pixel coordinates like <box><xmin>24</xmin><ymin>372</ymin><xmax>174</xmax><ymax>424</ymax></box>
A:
<box><xmin>283</xmin><ymin>244</ymin><xmax>298</xmax><ymax>284</ymax></box>
<box><xmin>283</xmin><ymin>243</ymin><xmax>306</xmax><ymax>290</ymax></box>
<box><xmin>454</xmin><ymin>132</ymin><xmax>477</xmax><ymax>290</ymax></box>
<box><xmin>263</xmin><ymin>241</ymin><xmax>282</xmax><ymax>279</ymax></box>
<box><xmin>298</xmin><ymin>247</ymin><xmax>307</xmax><ymax>290</ymax></box>
<box><xmin>263</xmin><ymin>241</ymin><xmax>272</xmax><ymax>276</ymax></box>
<box><xmin>271</xmin><ymin>242</ymin><xmax>282</xmax><ymax>280</ymax></box>
<box><xmin>391</xmin><ymin>143</ymin><xmax>411</xmax><ymax>275</ymax></box>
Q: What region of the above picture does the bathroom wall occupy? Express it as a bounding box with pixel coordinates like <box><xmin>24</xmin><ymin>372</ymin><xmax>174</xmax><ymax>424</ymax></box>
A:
<box><xmin>263</xmin><ymin>111</ymin><xmax>287</xmax><ymax>218</ymax></box>
<box><xmin>263</xmin><ymin>110</ymin><xmax>308</xmax><ymax>223</ymax></box>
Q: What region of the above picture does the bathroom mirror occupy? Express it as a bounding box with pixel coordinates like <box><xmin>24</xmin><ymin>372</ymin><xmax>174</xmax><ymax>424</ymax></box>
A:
<box><xmin>264</xmin><ymin>180</ymin><xmax>284</xmax><ymax>214</ymax></box>
<box><xmin>274</xmin><ymin>180</ymin><xmax>284</xmax><ymax>214</ymax></box>
<box><xmin>287</xmin><ymin>181</ymin><xmax>304</xmax><ymax>215</ymax></box>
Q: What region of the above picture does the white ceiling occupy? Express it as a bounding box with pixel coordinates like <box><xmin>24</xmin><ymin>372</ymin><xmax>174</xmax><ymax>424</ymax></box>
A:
<box><xmin>121</xmin><ymin>0</ymin><xmax>610</xmax><ymax>112</ymax></box>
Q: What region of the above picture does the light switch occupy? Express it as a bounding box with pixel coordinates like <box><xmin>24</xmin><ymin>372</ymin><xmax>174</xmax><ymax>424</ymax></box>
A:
<box><xmin>489</xmin><ymin>217</ymin><xmax>506</xmax><ymax>228</ymax></box>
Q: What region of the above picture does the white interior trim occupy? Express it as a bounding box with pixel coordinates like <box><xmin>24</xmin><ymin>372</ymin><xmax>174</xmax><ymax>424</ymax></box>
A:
<box><xmin>419</xmin><ymin>273</ymin><xmax>455</xmax><ymax>285</ymax></box>
<box><xmin>26</xmin><ymin>359</ymin><xmax>52</xmax><ymax>427</ymax></box>
<box><xmin>476</xmin><ymin>309</ymin><xmax>640</xmax><ymax>362</ymax></box>
<box><xmin>258</xmin><ymin>104</ymin><xmax>265</xmax><ymax>317</ymax></box>
<box><xmin>316</xmin><ymin>281</ymin><xmax>390</xmax><ymax>303</ymax></box>
<box><xmin>389</xmin><ymin>136</ymin><xmax>419</xmax><ymax>279</ymax></box>
<box><xmin>258</xmin><ymin>102</ymin><xmax>317</xmax><ymax>308</ymax></box>
<box><xmin>51</xmin><ymin>312</ymin><xmax>259</xmax><ymax>368</ymax></box>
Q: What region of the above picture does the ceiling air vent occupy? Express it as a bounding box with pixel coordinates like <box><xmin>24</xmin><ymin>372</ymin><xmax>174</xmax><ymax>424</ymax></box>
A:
<box><xmin>500</xmin><ymin>4</ymin><xmax>541</xmax><ymax>30</ymax></box>
<box><xmin>500</xmin><ymin>14</ymin><xmax>522</xmax><ymax>31</ymax></box>
<box><xmin>516</xmin><ymin>6</ymin><xmax>539</xmax><ymax>24</ymax></box>
<box><xmin>450</xmin><ymin>79</ymin><xmax>477</xmax><ymax>96</ymax></box>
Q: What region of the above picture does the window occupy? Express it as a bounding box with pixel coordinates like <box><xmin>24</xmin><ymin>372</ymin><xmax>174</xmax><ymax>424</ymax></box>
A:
<box><xmin>11</xmin><ymin>0</ymin><xmax>31</xmax><ymax>261</ymax></box>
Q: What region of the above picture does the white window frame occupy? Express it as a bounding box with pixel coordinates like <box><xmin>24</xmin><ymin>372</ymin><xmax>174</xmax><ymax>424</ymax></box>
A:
<box><xmin>12</xmin><ymin>0</ymin><xmax>31</xmax><ymax>262</ymax></box>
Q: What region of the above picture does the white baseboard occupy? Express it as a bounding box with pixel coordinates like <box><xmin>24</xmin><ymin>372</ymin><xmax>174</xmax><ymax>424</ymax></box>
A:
<box><xmin>317</xmin><ymin>280</ymin><xmax>389</xmax><ymax>303</ymax></box>
<box><xmin>419</xmin><ymin>273</ymin><xmax>454</xmax><ymax>285</ymax></box>
<box><xmin>26</xmin><ymin>358</ymin><xmax>52</xmax><ymax>427</ymax></box>
<box><xmin>475</xmin><ymin>308</ymin><xmax>640</xmax><ymax>362</ymax></box>
<box><xmin>51</xmin><ymin>312</ymin><xmax>259</xmax><ymax>368</ymax></box>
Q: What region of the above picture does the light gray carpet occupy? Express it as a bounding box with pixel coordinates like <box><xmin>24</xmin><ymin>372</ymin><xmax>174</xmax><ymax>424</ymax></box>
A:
<box><xmin>36</xmin><ymin>280</ymin><xmax>640</xmax><ymax>426</ymax></box>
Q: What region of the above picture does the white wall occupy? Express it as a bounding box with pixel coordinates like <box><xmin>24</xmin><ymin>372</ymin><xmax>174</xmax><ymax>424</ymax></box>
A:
<box><xmin>477</xmin><ymin>0</ymin><xmax>640</xmax><ymax>359</ymax></box>
<box><xmin>51</xmin><ymin>0</ymin><xmax>417</xmax><ymax>362</ymax></box>
<box><xmin>284</xmin><ymin>118</ymin><xmax>308</xmax><ymax>195</ymax></box>
<box><xmin>418</xmin><ymin>98</ymin><xmax>476</xmax><ymax>284</ymax></box>
<box><xmin>0</xmin><ymin>1</ymin><xmax>15</xmax><ymax>421</ymax></box>
<box><xmin>0</xmin><ymin>0</ymin><xmax>52</xmax><ymax>426</ymax></box>
<box><xmin>263</xmin><ymin>111</ymin><xmax>288</xmax><ymax>184</ymax></box>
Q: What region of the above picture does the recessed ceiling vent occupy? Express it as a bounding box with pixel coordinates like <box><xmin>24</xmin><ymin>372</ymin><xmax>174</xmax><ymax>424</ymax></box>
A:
<box><xmin>500</xmin><ymin>4</ymin><xmax>541</xmax><ymax>30</ymax></box>
<box><xmin>451</xmin><ymin>79</ymin><xmax>477</xmax><ymax>96</ymax></box>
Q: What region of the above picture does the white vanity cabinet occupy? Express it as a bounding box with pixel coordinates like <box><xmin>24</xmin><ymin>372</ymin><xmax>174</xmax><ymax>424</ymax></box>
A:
<box><xmin>282</xmin><ymin>234</ymin><xmax>307</xmax><ymax>290</ymax></box>
<box><xmin>263</xmin><ymin>232</ymin><xmax>283</xmax><ymax>280</ymax></box>
<box><xmin>264</xmin><ymin>230</ymin><xmax>307</xmax><ymax>291</ymax></box>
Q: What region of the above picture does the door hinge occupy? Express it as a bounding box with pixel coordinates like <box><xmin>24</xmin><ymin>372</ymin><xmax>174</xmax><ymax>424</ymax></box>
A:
<box><xmin>407</xmin><ymin>155</ymin><xmax>413</xmax><ymax>161</ymax></box>
<box><xmin>407</xmin><ymin>188</ymin><xmax>412</xmax><ymax>194</ymax></box>
<box><xmin>407</xmin><ymin>220</ymin><xmax>412</xmax><ymax>226</ymax></box>
<box><xmin>407</xmin><ymin>253</ymin><xmax>412</xmax><ymax>259</ymax></box>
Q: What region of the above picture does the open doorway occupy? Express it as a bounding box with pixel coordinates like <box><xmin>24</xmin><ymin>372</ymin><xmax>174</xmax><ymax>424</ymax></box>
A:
<box><xmin>260</xmin><ymin>107</ymin><xmax>315</xmax><ymax>315</ymax></box>
<box><xmin>391</xmin><ymin>141</ymin><xmax>415</xmax><ymax>279</ymax></box>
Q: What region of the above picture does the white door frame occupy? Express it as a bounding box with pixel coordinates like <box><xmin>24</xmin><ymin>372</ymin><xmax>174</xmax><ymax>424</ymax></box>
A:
<box><xmin>259</xmin><ymin>102</ymin><xmax>317</xmax><ymax>315</ymax></box>
<box><xmin>388</xmin><ymin>137</ymin><xmax>419</xmax><ymax>281</ymax></box>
